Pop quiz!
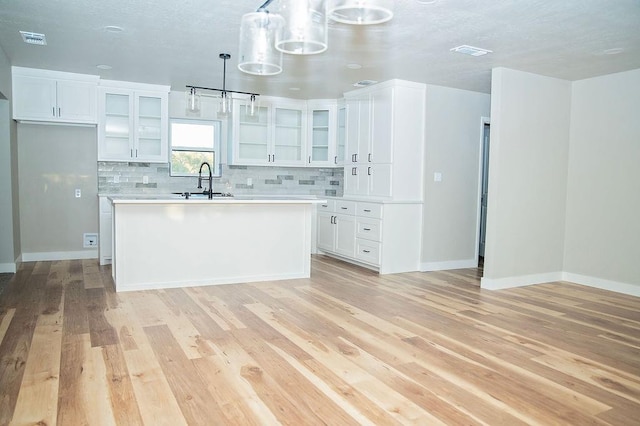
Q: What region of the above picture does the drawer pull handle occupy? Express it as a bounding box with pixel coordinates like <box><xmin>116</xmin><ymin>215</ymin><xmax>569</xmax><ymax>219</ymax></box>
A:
<box><xmin>341</xmin><ymin>207</ymin><xmax>348</xmax><ymax>210</ymax></box>
<box><xmin>321</xmin><ymin>204</ymin><xmax>328</xmax><ymax>207</ymax></box>
<box><xmin>363</xmin><ymin>249</ymin><xmax>371</xmax><ymax>253</ymax></box>
<box><xmin>363</xmin><ymin>209</ymin><xmax>371</xmax><ymax>212</ymax></box>
<box><xmin>363</xmin><ymin>228</ymin><xmax>371</xmax><ymax>231</ymax></box>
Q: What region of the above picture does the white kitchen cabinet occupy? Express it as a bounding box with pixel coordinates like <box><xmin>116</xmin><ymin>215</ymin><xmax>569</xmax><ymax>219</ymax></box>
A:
<box><xmin>97</xmin><ymin>81</ymin><xmax>169</xmax><ymax>162</ymax></box>
<box><xmin>344</xmin><ymin>79</ymin><xmax>426</xmax><ymax>201</ymax></box>
<box><xmin>317</xmin><ymin>198</ymin><xmax>422</xmax><ymax>273</ymax></box>
<box><xmin>307</xmin><ymin>100</ymin><xmax>338</xmax><ymax>167</ymax></box>
<box><xmin>231</xmin><ymin>97</ymin><xmax>306</xmax><ymax>166</ymax></box>
<box><xmin>99</xmin><ymin>196</ymin><xmax>113</xmax><ymax>265</ymax></box>
<box><xmin>335</xmin><ymin>102</ymin><xmax>346</xmax><ymax>166</ymax></box>
<box><xmin>317</xmin><ymin>200</ymin><xmax>356</xmax><ymax>257</ymax></box>
<box><xmin>12</xmin><ymin>66</ymin><xmax>98</xmax><ymax>124</ymax></box>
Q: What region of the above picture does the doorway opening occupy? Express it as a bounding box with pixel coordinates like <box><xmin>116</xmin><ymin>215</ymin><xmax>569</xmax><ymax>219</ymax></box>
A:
<box><xmin>478</xmin><ymin>119</ymin><xmax>490</xmax><ymax>270</ymax></box>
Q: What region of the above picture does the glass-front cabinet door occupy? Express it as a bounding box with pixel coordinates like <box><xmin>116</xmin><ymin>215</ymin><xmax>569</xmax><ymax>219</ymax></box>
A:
<box><xmin>234</xmin><ymin>102</ymin><xmax>270</xmax><ymax>165</ymax></box>
<box><xmin>336</xmin><ymin>104</ymin><xmax>346</xmax><ymax>166</ymax></box>
<box><xmin>135</xmin><ymin>93</ymin><xmax>165</xmax><ymax>161</ymax></box>
<box><xmin>311</xmin><ymin>109</ymin><xmax>329</xmax><ymax>163</ymax></box>
<box><xmin>99</xmin><ymin>89</ymin><xmax>133</xmax><ymax>160</ymax></box>
<box><xmin>274</xmin><ymin>107</ymin><xmax>304</xmax><ymax>165</ymax></box>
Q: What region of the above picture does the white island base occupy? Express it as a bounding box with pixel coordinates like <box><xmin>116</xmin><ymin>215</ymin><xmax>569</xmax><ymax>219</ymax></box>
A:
<box><xmin>110</xmin><ymin>198</ymin><xmax>319</xmax><ymax>292</ymax></box>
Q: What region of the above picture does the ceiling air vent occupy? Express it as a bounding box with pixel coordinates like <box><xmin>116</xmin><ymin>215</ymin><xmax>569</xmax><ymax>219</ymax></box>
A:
<box><xmin>20</xmin><ymin>31</ymin><xmax>47</xmax><ymax>45</ymax></box>
<box><xmin>450</xmin><ymin>45</ymin><xmax>492</xmax><ymax>56</ymax></box>
<box><xmin>353</xmin><ymin>80</ymin><xmax>378</xmax><ymax>88</ymax></box>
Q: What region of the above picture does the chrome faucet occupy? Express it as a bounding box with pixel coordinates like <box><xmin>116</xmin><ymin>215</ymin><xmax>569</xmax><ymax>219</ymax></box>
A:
<box><xmin>197</xmin><ymin>162</ymin><xmax>213</xmax><ymax>199</ymax></box>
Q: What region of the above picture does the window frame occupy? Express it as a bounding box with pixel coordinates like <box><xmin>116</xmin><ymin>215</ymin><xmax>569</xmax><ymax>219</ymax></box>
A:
<box><xmin>169</xmin><ymin>118</ymin><xmax>222</xmax><ymax>177</ymax></box>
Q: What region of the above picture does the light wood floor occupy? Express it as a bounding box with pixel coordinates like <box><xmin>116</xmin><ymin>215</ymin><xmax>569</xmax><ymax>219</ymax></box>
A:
<box><xmin>1</xmin><ymin>256</ymin><xmax>639</xmax><ymax>425</ymax></box>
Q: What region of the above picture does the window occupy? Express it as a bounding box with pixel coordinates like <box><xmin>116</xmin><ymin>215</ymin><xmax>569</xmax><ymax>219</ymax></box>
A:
<box><xmin>170</xmin><ymin>118</ymin><xmax>221</xmax><ymax>177</ymax></box>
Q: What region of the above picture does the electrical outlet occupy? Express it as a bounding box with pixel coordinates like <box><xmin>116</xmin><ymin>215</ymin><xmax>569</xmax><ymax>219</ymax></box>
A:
<box><xmin>75</xmin><ymin>188</ymin><xmax>82</xmax><ymax>198</ymax></box>
<box><xmin>83</xmin><ymin>233</ymin><xmax>98</xmax><ymax>248</ymax></box>
<box><xmin>113</xmin><ymin>175</ymin><xmax>120</xmax><ymax>183</ymax></box>
<box><xmin>247</xmin><ymin>177</ymin><xmax>253</xmax><ymax>186</ymax></box>
<box><xmin>143</xmin><ymin>176</ymin><xmax>149</xmax><ymax>184</ymax></box>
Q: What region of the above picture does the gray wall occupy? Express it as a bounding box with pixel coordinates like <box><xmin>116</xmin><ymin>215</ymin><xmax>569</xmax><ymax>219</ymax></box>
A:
<box><xmin>483</xmin><ymin>68</ymin><xmax>572</xmax><ymax>288</ymax></box>
<box><xmin>564</xmin><ymin>69</ymin><xmax>640</xmax><ymax>289</ymax></box>
<box><xmin>421</xmin><ymin>85</ymin><xmax>491</xmax><ymax>270</ymax></box>
<box><xmin>18</xmin><ymin>124</ymin><xmax>98</xmax><ymax>258</ymax></box>
<box><xmin>0</xmin><ymin>45</ymin><xmax>19</xmax><ymax>272</ymax></box>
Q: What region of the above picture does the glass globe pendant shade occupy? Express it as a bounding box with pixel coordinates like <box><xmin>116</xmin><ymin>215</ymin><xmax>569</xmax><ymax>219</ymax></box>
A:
<box><xmin>218</xmin><ymin>92</ymin><xmax>232</xmax><ymax>118</ymax></box>
<box><xmin>185</xmin><ymin>87</ymin><xmax>201</xmax><ymax>114</ymax></box>
<box><xmin>275</xmin><ymin>0</ymin><xmax>328</xmax><ymax>55</ymax></box>
<box><xmin>238</xmin><ymin>11</ymin><xmax>284</xmax><ymax>75</ymax></box>
<box><xmin>328</xmin><ymin>0</ymin><xmax>394</xmax><ymax>25</ymax></box>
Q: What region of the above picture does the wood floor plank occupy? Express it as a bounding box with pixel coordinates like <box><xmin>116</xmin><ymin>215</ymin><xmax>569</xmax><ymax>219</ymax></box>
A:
<box><xmin>1</xmin><ymin>256</ymin><xmax>639</xmax><ymax>425</ymax></box>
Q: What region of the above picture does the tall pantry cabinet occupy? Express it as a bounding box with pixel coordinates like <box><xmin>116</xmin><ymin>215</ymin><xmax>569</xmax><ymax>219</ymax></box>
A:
<box><xmin>318</xmin><ymin>79</ymin><xmax>426</xmax><ymax>274</ymax></box>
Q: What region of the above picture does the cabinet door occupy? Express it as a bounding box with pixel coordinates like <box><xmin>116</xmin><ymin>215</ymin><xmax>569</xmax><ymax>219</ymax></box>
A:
<box><xmin>98</xmin><ymin>89</ymin><xmax>133</xmax><ymax>161</ymax></box>
<box><xmin>233</xmin><ymin>102</ymin><xmax>270</xmax><ymax>165</ymax></box>
<box><xmin>57</xmin><ymin>80</ymin><xmax>97</xmax><ymax>123</ymax></box>
<box><xmin>317</xmin><ymin>211</ymin><xmax>336</xmax><ymax>252</ymax></box>
<box><xmin>335</xmin><ymin>105</ymin><xmax>346</xmax><ymax>166</ymax></box>
<box><xmin>135</xmin><ymin>92</ymin><xmax>167</xmax><ymax>162</ymax></box>
<box><xmin>370</xmin><ymin>88</ymin><xmax>393</xmax><ymax>163</ymax></box>
<box><xmin>345</xmin><ymin>98</ymin><xmax>359</xmax><ymax>163</ymax></box>
<box><xmin>12</xmin><ymin>75</ymin><xmax>57</xmax><ymax>120</ymax></box>
<box><xmin>274</xmin><ymin>107</ymin><xmax>304</xmax><ymax>165</ymax></box>
<box><xmin>356</xmin><ymin>97</ymin><xmax>371</xmax><ymax>163</ymax></box>
<box><xmin>334</xmin><ymin>214</ymin><xmax>356</xmax><ymax>257</ymax></box>
<box><xmin>344</xmin><ymin>165</ymin><xmax>360</xmax><ymax>196</ymax></box>
<box><xmin>309</xmin><ymin>108</ymin><xmax>334</xmax><ymax>166</ymax></box>
<box><xmin>367</xmin><ymin>164</ymin><xmax>393</xmax><ymax>198</ymax></box>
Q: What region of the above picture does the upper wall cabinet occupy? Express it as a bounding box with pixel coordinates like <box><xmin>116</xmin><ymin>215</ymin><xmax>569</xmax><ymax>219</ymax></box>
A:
<box><xmin>12</xmin><ymin>66</ymin><xmax>99</xmax><ymax>124</ymax></box>
<box><xmin>307</xmin><ymin>99</ymin><xmax>337</xmax><ymax>167</ymax></box>
<box><xmin>97</xmin><ymin>80</ymin><xmax>169</xmax><ymax>163</ymax></box>
<box><xmin>344</xmin><ymin>79</ymin><xmax>426</xmax><ymax>201</ymax></box>
<box><xmin>231</xmin><ymin>97</ymin><xmax>307</xmax><ymax>166</ymax></box>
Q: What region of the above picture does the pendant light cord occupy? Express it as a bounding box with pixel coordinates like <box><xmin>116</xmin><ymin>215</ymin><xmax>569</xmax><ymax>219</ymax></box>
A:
<box><xmin>257</xmin><ymin>0</ymin><xmax>275</xmax><ymax>12</ymax></box>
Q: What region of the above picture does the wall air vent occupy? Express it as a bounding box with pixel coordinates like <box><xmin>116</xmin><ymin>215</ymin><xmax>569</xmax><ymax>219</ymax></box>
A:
<box><xmin>450</xmin><ymin>45</ymin><xmax>492</xmax><ymax>56</ymax></box>
<box><xmin>20</xmin><ymin>31</ymin><xmax>47</xmax><ymax>45</ymax></box>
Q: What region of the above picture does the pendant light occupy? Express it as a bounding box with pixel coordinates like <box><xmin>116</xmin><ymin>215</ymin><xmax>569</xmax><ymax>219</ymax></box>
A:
<box><xmin>327</xmin><ymin>0</ymin><xmax>394</xmax><ymax>25</ymax></box>
<box><xmin>186</xmin><ymin>53</ymin><xmax>261</xmax><ymax>119</ymax></box>
<box><xmin>186</xmin><ymin>87</ymin><xmax>201</xmax><ymax>114</ymax></box>
<box><xmin>275</xmin><ymin>0</ymin><xmax>328</xmax><ymax>55</ymax></box>
<box><xmin>238</xmin><ymin>11</ymin><xmax>284</xmax><ymax>75</ymax></box>
<box><xmin>217</xmin><ymin>53</ymin><xmax>232</xmax><ymax>118</ymax></box>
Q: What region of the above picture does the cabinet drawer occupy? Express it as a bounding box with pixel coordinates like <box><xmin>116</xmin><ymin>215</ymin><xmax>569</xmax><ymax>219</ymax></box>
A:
<box><xmin>356</xmin><ymin>239</ymin><xmax>381</xmax><ymax>265</ymax></box>
<box><xmin>318</xmin><ymin>200</ymin><xmax>335</xmax><ymax>212</ymax></box>
<box><xmin>335</xmin><ymin>200</ymin><xmax>356</xmax><ymax>215</ymax></box>
<box><xmin>357</xmin><ymin>202</ymin><xmax>383</xmax><ymax>219</ymax></box>
<box><xmin>356</xmin><ymin>218</ymin><xmax>382</xmax><ymax>242</ymax></box>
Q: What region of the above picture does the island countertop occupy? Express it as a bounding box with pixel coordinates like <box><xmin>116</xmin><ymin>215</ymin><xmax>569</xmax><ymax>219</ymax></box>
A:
<box><xmin>108</xmin><ymin>194</ymin><xmax>322</xmax><ymax>292</ymax></box>
<box><xmin>108</xmin><ymin>194</ymin><xmax>327</xmax><ymax>205</ymax></box>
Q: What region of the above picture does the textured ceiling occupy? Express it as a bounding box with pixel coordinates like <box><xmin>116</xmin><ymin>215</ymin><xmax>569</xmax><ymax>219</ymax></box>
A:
<box><xmin>1</xmin><ymin>0</ymin><xmax>639</xmax><ymax>99</ymax></box>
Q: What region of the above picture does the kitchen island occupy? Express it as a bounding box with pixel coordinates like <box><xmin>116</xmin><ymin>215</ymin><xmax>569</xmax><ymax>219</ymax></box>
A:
<box><xmin>109</xmin><ymin>195</ymin><xmax>324</xmax><ymax>292</ymax></box>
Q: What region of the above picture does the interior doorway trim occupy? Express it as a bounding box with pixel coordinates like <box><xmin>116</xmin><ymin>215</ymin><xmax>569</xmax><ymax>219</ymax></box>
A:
<box><xmin>474</xmin><ymin>116</ymin><xmax>491</xmax><ymax>267</ymax></box>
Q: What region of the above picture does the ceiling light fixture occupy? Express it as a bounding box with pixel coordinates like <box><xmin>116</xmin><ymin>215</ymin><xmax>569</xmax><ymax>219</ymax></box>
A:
<box><xmin>238</xmin><ymin>0</ymin><xmax>393</xmax><ymax>75</ymax></box>
<box><xmin>187</xmin><ymin>53</ymin><xmax>260</xmax><ymax>118</ymax></box>
<box><xmin>327</xmin><ymin>0</ymin><xmax>394</xmax><ymax>25</ymax></box>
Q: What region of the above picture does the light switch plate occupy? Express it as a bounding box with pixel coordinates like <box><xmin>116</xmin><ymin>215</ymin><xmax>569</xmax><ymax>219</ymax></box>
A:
<box><xmin>434</xmin><ymin>172</ymin><xmax>442</xmax><ymax>182</ymax></box>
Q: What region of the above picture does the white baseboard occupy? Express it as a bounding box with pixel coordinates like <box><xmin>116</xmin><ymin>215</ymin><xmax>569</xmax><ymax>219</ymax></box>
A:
<box><xmin>0</xmin><ymin>262</ymin><xmax>16</xmax><ymax>273</ymax></box>
<box><xmin>421</xmin><ymin>258</ymin><xmax>478</xmax><ymax>272</ymax></box>
<box><xmin>562</xmin><ymin>272</ymin><xmax>640</xmax><ymax>297</ymax></box>
<box><xmin>21</xmin><ymin>250</ymin><xmax>98</xmax><ymax>262</ymax></box>
<box><xmin>481</xmin><ymin>272</ymin><xmax>564</xmax><ymax>290</ymax></box>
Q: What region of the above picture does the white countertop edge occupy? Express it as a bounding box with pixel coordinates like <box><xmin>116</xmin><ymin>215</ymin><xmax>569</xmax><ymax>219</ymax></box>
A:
<box><xmin>109</xmin><ymin>195</ymin><xmax>327</xmax><ymax>205</ymax></box>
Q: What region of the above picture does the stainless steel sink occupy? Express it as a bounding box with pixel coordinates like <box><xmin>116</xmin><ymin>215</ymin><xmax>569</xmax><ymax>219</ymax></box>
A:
<box><xmin>171</xmin><ymin>191</ymin><xmax>233</xmax><ymax>199</ymax></box>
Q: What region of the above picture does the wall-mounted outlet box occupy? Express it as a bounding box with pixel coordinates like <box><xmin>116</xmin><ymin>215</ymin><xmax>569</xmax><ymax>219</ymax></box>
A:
<box><xmin>83</xmin><ymin>233</ymin><xmax>98</xmax><ymax>248</ymax></box>
<box><xmin>75</xmin><ymin>188</ymin><xmax>82</xmax><ymax>198</ymax></box>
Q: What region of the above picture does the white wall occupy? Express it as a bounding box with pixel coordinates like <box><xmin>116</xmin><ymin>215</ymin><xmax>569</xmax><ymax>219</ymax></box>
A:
<box><xmin>421</xmin><ymin>85</ymin><xmax>491</xmax><ymax>270</ymax></box>
<box><xmin>18</xmin><ymin>124</ymin><xmax>98</xmax><ymax>260</ymax></box>
<box><xmin>482</xmin><ymin>68</ymin><xmax>572</xmax><ymax>289</ymax></box>
<box><xmin>564</xmin><ymin>69</ymin><xmax>640</xmax><ymax>292</ymax></box>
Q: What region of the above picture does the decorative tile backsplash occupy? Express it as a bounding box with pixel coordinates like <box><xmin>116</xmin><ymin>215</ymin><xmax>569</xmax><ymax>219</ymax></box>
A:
<box><xmin>98</xmin><ymin>162</ymin><xmax>343</xmax><ymax>197</ymax></box>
